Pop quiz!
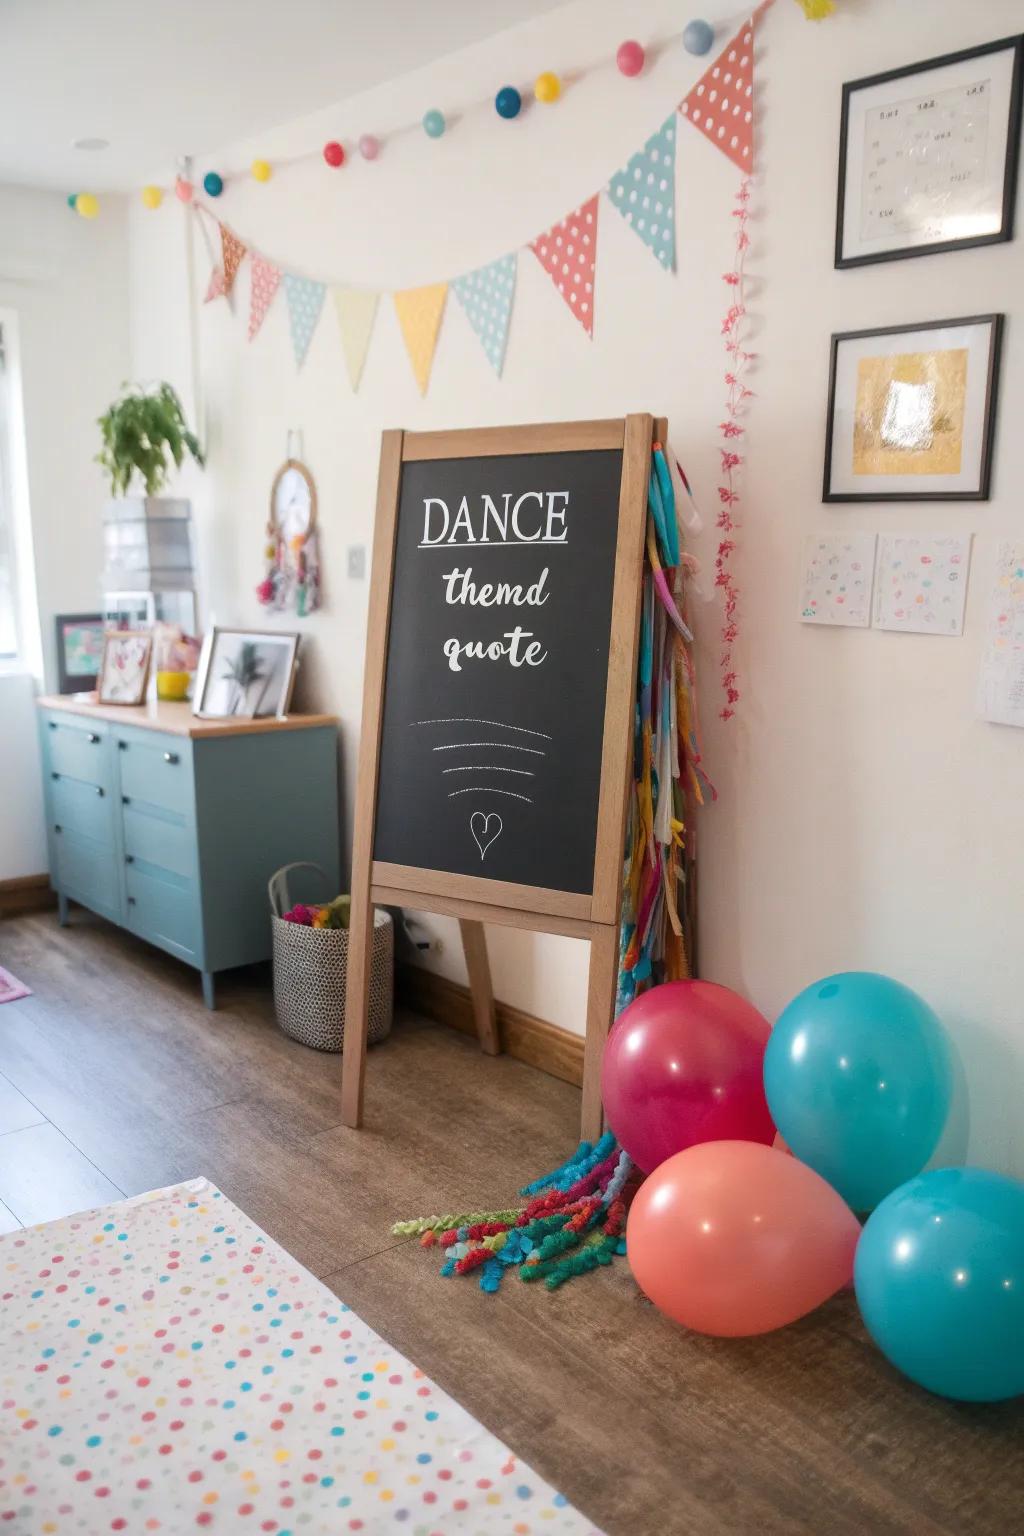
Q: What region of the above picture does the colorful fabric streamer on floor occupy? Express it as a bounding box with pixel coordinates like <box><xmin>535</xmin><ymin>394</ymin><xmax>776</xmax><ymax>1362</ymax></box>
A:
<box><xmin>618</xmin><ymin>442</ymin><xmax>715</xmax><ymax>1010</ymax></box>
<box><xmin>392</xmin><ymin>1133</ymin><xmax>637</xmax><ymax>1292</ymax></box>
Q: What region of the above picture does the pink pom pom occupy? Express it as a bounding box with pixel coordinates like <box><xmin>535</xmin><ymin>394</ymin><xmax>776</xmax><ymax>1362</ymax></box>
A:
<box><xmin>616</xmin><ymin>39</ymin><xmax>645</xmax><ymax>76</ymax></box>
<box><xmin>358</xmin><ymin>134</ymin><xmax>380</xmax><ymax>161</ymax></box>
<box><xmin>174</xmin><ymin>177</ymin><xmax>194</xmax><ymax>203</ymax></box>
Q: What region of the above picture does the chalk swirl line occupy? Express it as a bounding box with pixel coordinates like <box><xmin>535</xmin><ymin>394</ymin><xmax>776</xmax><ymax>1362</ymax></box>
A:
<box><xmin>448</xmin><ymin>787</ymin><xmax>533</xmax><ymax>803</ymax></box>
<box><xmin>442</xmin><ymin>766</ymin><xmax>534</xmax><ymax>776</ymax></box>
<box><xmin>412</xmin><ymin>717</ymin><xmax>552</xmax><ymax>740</ymax></box>
<box><xmin>430</xmin><ymin>742</ymin><xmax>544</xmax><ymax>755</ymax></box>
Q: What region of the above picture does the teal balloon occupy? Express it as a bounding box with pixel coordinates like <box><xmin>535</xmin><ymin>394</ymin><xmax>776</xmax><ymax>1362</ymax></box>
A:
<box><xmin>203</xmin><ymin>172</ymin><xmax>224</xmax><ymax>197</ymax></box>
<box><xmin>67</xmin><ymin>193</ymin><xmax>78</xmax><ymax>210</ymax></box>
<box><xmin>422</xmin><ymin>109</ymin><xmax>446</xmax><ymax>139</ymax></box>
<box><xmin>855</xmin><ymin>1167</ymin><xmax>1024</xmax><ymax>1401</ymax></box>
<box><xmin>683</xmin><ymin>19</ymin><xmax>714</xmax><ymax>55</ymax></box>
<box><xmin>763</xmin><ymin>972</ymin><xmax>951</xmax><ymax>1211</ymax></box>
<box><xmin>495</xmin><ymin>86</ymin><xmax>522</xmax><ymax>119</ymax></box>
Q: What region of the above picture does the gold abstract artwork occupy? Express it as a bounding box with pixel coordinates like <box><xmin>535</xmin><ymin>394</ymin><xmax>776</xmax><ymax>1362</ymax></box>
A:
<box><xmin>852</xmin><ymin>347</ymin><xmax>968</xmax><ymax>476</ymax></box>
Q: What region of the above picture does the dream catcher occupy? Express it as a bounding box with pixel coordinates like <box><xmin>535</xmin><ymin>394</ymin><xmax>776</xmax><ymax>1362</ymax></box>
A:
<box><xmin>257</xmin><ymin>432</ymin><xmax>321</xmax><ymax>616</ymax></box>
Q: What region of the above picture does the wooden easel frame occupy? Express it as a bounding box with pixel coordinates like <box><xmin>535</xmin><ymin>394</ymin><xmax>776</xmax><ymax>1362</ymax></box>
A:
<box><xmin>341</xmin><ymin>414</ymin><xmax>656</xmax><ymax>1139</ymax></box>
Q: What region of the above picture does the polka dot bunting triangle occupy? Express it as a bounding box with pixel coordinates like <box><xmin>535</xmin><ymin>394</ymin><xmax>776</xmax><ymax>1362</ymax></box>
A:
<box><xmin>529</xmin><ymin>195</ymin><xmax>598</xmax><ymax>339</ymax></box>
<box><xmin>451</xmin><ymin>253</ymin><xmax>516</xmax><ymax>376</ymax></box>
<box><xmin>607</xmin><ymin>115</ymin><xmax>677</xmax><ymax>271</ymax></box>
<box><xmin>679</xmin><ymin>17</ymin><xmax>756</xmax><ymax>171</ymax></box>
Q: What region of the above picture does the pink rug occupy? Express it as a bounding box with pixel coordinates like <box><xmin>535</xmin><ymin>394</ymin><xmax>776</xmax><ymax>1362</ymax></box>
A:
<box><xmin>0</xmin><ymin>967</ymin><xmax>30</xmax><ymax>1004</ymax></box>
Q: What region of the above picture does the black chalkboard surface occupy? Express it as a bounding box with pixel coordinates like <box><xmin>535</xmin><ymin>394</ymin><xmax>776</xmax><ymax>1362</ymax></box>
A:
<box><xmin>373</xmin><ymin>447</ymin><xmax>625</xmax><ymax>894</ymax></box>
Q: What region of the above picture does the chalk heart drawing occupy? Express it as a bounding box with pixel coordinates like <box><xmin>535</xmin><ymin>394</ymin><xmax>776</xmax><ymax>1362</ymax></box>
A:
<box><xmin>470</xmin><ymin>811</ymin><xmax>503</xmax><ymax>862</ymax></box>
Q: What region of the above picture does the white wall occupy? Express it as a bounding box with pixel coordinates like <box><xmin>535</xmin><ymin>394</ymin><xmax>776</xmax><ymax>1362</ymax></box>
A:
<box><xmin>0</xmin><ymin>183</ymin><xmax>131</xmax><ymax>878</ymax></box>
<box><xmin>127</xmin><ymin>0</ymin><xmax>1024</xmax><ymax>1176</ymax></box>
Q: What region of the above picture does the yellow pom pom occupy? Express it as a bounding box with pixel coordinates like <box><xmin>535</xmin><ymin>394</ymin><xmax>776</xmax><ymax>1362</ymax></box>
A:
<box><xmin>251</xmin><ymin>159</ymin><xmax>272</xmax><ymax>183</ymax></box>
<box><xmin>141</xmin><ymin>185</ymin><xmax>163</xmax><ymax>210</ymax></box>
<box><xmin>534</xmin><ymin>71</ymin><xmax>561</xmax><ymax>104</ymax></box>
<box><xmin>794</xmin><ymin>0</ymin><xmax>835</xmax><ymax>16</ymax></box>
<box><xmin>76</xmin><ymin>192</ymin><xmax>100</xmax><ymax>219</ymax></box>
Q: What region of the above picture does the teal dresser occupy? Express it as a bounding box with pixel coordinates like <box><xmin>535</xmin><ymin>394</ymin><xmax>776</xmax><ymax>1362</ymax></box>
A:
<box><xmin>37</xmin><ymin>697</ymin><xmax>340</xmax><ymax>1008</ymax></box>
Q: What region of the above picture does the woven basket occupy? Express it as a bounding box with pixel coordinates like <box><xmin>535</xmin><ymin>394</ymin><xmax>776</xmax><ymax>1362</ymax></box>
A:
<box><xmin>268</xmin><ymin>863</ymin><xmax>393</xmax><ymax>1053</ymax></box>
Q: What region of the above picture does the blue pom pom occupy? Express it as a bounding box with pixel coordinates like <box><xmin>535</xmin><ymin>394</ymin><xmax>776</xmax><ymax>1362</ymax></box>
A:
<box><xmin>203</xmin><ymin>172</ymin><xmax>224</xmax><ymax>197</ymax></box>
<box><xmin>495</xmin><ymin>86</ymin><xmax>522</xmax><ymax>120</ymax></box>
<box><xmin>422</xmin><ymin>109</ymin><xmax>446</xmax><ymax>139</ymax></box>
<box><xmin>683</xmin><ymin>19</ymin><xmax>714</xmax><ymax>55</ymax></box>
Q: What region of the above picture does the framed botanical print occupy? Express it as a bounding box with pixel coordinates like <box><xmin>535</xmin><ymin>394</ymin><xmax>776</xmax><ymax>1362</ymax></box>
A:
<box><xmin>835</xmin><ymin>35</ymin><xmax>1024</xmax><ymax>267</ymax></box>
<box><xmin>97</xmin><ymin>630</ymin><xmax>153</xmax><ymax>705</ymax></box>
<box><xmin>823</xmin><ymin>314</ymin><xmax>1003</xmax><ymax>502</ymax></box>
<box><xmin>193</xmin><ymin>628</ymin><xmax>299</xmax><ymax>719</ymax></box>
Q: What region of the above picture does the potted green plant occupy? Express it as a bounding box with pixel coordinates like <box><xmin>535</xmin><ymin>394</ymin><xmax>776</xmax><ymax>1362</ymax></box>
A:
<box><xmin>96</xmin><ymin>382</ymin><xmax>204</xmax><ymax>498</ymax></box>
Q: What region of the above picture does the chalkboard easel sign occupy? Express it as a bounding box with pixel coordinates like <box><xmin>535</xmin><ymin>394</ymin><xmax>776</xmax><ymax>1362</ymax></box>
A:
<box><xmin>341</xmin><ymin>416</ymin><xmax>657</xmax><ymax>1138</ymax></box>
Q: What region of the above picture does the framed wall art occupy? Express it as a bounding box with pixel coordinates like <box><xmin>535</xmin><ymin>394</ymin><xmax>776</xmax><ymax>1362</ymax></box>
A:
<box><xmin>193</xmin><ymin>627</ymin><xmax>299</xmax><ymax>719</ymax></box>
<box><xmin>54</xmin><ymin>612</ymin><xmax>105</xmax><ymax>693</ymax></box>
<box><xmin>823</xmin><ymin>314</ymin><xmax>1003</xmax><ymax>502</ymax></box>
<box><xmin>835</xmin><ymin>35</ymin><xmax>1024</xmax><ymax>268</ymax></box>
<box><xmin>97</xmin><ymin>630</ymin><xmax>153</xmax><ymax>706</ymax></box>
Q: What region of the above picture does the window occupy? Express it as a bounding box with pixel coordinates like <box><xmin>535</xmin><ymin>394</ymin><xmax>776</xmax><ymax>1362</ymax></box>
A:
<box><xmin>0</xmin><ymin>321</ymin><xmax>18</xmax><ymax>659</ymax></box>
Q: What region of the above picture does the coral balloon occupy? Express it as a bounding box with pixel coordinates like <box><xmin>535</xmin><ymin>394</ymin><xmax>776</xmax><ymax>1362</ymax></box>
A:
<box><xmin>616</xmin><ymin>39</ymin><xmax>645</xmax><ymax>76</ymax></box>
<box><xmin>358</xmin><ymin>134</ymin><xmax>380</xmax><ymax>160</ymax></box>
<box><xmin>323</xmin><ymin>140</ymin><xmax>345</xmax><ymax>167</ymax></box>
<box><xmin>601</xmin><ymin>980</ymin><xmax>775</xmax><ymax>1174</ymax></box>
<box><xmin>534</xmin><ymin>71</ymin><xmax>561</xmax><ymax>103</ymax></box>
<box><xmin>628</xmin><ymin>1140</ymin><xmax>860</xmax><ymax>1336</ymax></box>
<box><xmin>855</xmin><ymin>1167</ymin><xmax>1024</xmax><ymax>1402</ymax></box>
<box><xmin>764</xmin><ymin>972</ymin><xmax>952</xmax><ymax>1212</ymax></box>
<box><xmin>174</xmin><ymin>177</ymin><xmax>194</xmax><ymax>203</ymax></box>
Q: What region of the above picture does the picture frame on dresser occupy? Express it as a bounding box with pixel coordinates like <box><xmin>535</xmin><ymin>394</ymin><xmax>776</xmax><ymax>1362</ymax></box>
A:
<box><xmin>823</xmin><ymin>313</ymin><xmax>1003</xmax><ymax>503</ymax></box>
<box><xmin>54</xmin><ymin>612</ymin><xmax>105</xmax><ymax>693</ymax></box>
<box><xmin>97</xmin><ymin>629</ymin><xmax>153</xmax><ymax>705</ymax></box>
<box><xmin>193</xmin><ymin>627</ymin><xmax>300</xmax><ymax>720</ymax></box>
<box><xmin>835</xmin><ymin>34</ymin><xmax>1024</xmax><ymax>268</ymax></box>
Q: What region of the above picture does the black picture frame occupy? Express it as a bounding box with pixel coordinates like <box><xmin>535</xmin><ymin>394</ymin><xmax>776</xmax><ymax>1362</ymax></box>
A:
<box><xmin>54</xmin><ymin>612</ymin><xmax>105</xmax><ymax>693</ymax></box>
<box><xmin>835</xmin><ymin>34</ymin><xmax>1024</xmax><ymax>269</ymax></box>
<box><xmin>822</xmin><ymin>313</ymin><xmax>1004</xmax><ymax>503</ymax></box>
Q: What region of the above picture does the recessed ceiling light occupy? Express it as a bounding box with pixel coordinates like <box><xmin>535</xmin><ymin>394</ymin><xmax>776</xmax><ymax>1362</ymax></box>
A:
<box><xmin>73</xmin><ymin>136</ymin><xmax>109</xmax><ymax>152</ymax></box>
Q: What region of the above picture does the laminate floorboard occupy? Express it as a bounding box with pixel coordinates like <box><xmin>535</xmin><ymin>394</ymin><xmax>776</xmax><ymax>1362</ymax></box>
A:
<box><xmin>0</xmin><ymin>909</ymin><xmax>1020</xmax><ymax>1535</ymax></box>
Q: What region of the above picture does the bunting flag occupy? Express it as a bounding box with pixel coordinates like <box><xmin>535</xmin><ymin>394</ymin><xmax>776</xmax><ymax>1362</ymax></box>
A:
<box><xmin>220</xmin><ymin>225</ymin><xmax>247</xmax><ymax>295</ymax></box>
<box><xmin>283</xmin><ymin>273</ymin><xmax>327</xmax><ymax>368</ymax></box>
<box><xmin>529</xmin><ymin>195</ymin><xmax>598</xmax><ymax>338</ymax></box>
<box><xmin>333</xmin><ymin>288</ymin><xmax>379</xmax><ymax>391</ymax></box>
<box><xmin>451</xmin><ymin>254</ymin><xmax>516</xmax><ymax>376</ymax></box>
<box><xmin>393</xmin><ymin>283</ymin><xmax>448</xmax><ymax>394</ymax></box>
<box><xmin>203</xmin><ymin>266</ymin><xmax>227</xmax><ymax>304</ymax></box>
<box><xmin>248</xmin><ymin>255</ymin><xmax>282</xmax><ymax>341</ymax></box>
<box><xmin>679</xmin><ymin>16</ymin><xmax>756</xmax><ymax>171</ymax></box>
<box><xmin>607</xmin><ymin>115</ymin><xmax>677</xmax><ymax>271</ymax></box>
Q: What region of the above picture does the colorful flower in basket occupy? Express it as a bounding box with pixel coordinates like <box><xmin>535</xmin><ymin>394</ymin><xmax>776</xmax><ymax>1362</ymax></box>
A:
<box><xmin>282</xmin><ymin>903</ymin><xmax>318</xmax><ymax>925</ymax></box>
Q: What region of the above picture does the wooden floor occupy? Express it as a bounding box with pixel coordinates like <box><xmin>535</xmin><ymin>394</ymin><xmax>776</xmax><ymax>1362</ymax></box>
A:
<box><xmin>0</xmin><ymin>910</ymin><xmax>1020</xmax><ymax>1535</ymax></box>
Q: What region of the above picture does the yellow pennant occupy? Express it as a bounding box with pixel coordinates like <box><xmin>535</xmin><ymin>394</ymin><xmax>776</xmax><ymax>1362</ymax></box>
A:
<box><xmin>393</xmin><ymin>283</ymin><xmax>448</xmax><ymax>395</ymax></box>
<box><xmin>333</xmin><ymin>288</ymin><xmax>379</xmax><ymax>392</ymax></box>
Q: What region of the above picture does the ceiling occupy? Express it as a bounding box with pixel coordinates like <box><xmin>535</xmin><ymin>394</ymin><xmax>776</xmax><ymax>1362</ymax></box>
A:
<box><xmin>0</xmin><ymin>0</ymin><xmax>569</xmax><ymax>192</ymax></box>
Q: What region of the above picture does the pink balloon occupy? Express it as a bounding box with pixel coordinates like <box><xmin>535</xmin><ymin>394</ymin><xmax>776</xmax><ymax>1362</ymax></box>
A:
<box><xmin>174</xmin><ymin>177</ymin><xmax>194</xmax><ymax>203</ymax></box>
<box><xmin>601</xmin><ymin>980</ymin><xmax>775</xmax><ymax>1173</ymax></box>
<box><xmin>616</xmin><ymin>39</ymin><xmax>645</xmax><ymax>77</ymax></box>
<box><xmin>627</xmin><ymin>1140</ymin><xmax>860</xmax><ymax>1336</ymax></box>
<box><xmin>358</xmin><ymin>134</ymin><xmax>380</xmax><ymax>161</ymax></box>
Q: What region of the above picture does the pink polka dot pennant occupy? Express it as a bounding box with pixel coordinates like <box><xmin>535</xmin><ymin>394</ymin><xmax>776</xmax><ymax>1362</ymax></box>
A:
<box><xmin>529</xmin><ymin>194</ymin><xmax>599</xmax><ymax>339</ymax></box>
<box><xmin>248</xmin><ymin>255</ymin><xmax>282</xmax><ymax>341</ymax></box>
<box><xmin>679</xmin><ymin>17</ymin><xmax>756</xmax><ymax>171</ymax></box>
<box><xmin>203</xmin><ymin>265</ymin><xmax>226</xmax><ymax>305</ymax></box>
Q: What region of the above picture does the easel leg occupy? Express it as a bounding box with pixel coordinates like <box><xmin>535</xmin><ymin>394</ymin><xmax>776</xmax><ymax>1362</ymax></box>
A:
<box><xmin>581</xmin><ymin>922</ymin><xmax>619</xmax><ymax>1141</ymax></box>
<box><xmin>341</xmin><ymin>886</ymin><xmax>374</xmax><ymax>1128</ymax></box>
<box><xmin>458</xmin><ymin>919</ymin><xmax>500</xmax><ymax>1056</ymax></box>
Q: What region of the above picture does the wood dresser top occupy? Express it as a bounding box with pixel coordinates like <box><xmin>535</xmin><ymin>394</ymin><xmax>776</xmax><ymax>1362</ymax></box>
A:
<box><xmin>36</xmin><ymin>695</ymin><xmax>337</xmax><ymax>739</ymax></box>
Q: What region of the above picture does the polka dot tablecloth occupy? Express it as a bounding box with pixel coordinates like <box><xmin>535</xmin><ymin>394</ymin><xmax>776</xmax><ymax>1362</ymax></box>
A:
<box><xmin>0</xmin><ymin>1179</ymin><xmax>601</xmax><ymax>1536</ymax></box>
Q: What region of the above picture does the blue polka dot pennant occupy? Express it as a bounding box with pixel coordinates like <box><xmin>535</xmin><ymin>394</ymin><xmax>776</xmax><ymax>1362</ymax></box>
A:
<box><xmin>606</xmin><ymin>114</ymin><xmax>677</xmax><ymax>271</ymax></box>
<box><xmin>283</xmin><ymin>273</ymin><xmax>326</xmax><ymax>368</ymax></box>
<box><xmin>451</xmin><ymin>253</ymin><xmax>516</xmax><ymax>377</ymax></box>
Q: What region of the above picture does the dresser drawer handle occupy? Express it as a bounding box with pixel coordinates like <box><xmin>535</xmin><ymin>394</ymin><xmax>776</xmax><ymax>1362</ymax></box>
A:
<box><xmin>94</xmin><ymin>786</ymin><xmax>104</xmax><ymax>797</ymax></box>
<box><xmin>118</xmin><ymin>741</ymin><xmax>128</xmax><ymax>751</ymax></box>
<box><xmin>54</xmin><ymin>824</ymin><xmax>62</xmax><ymax>834</ymax></box>
<box><xmin>48</xmin><ymin>721</ymin><xmax>56</xmax><ymax>731</ymax></box>
<box><xmin>125</xmin><ymin>854</ymin><xmax>134</xmax><ymax>864</ymax></box>
<box><xmin>127</xmin><ymin>895</ymin><xmax>136</xmax><ymax>906</ymax></box>
<box><xmin>122</xmin><ymin>795</ymin><xmax>131</xmax><ymax>805</ymax></box>
<box><xmin>51</xmin><ymin>771</ymin><xmax>59</xmax><ymax>781</ymax></box>
<box><xmin>88</xmin><ymin>732</ymin><xmax>100</xmax><ymax>744</ymax></box>
<box><xmin>163</xmin><ymin>751</ymin><xmax>179</xmax><ymax>765</ymax></box>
